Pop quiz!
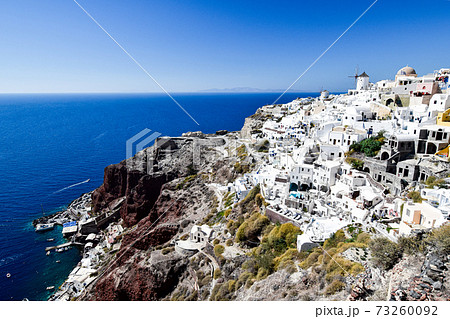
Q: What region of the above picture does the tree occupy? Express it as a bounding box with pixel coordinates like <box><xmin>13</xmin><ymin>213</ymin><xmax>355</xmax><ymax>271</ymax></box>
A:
<box><xmin>407</xmin><ymin>191</ymin><xmax>423</xmax><ymax>203</ymax></box>
<box><xmin>369</xmin><ymin>237</ymin><xmax>401</xmax><ymax>270</ymax></box>
<box><xmin>345</xmin><ymin>157</ymin><xmax>364</xmax><ymax>170</ymax></box>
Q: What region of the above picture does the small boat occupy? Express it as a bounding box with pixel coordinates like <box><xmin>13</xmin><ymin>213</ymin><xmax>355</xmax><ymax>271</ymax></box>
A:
<box><xmin>6</xmin><ymin>273</ymin><xmax>11</xmax><ymax>278</ymax></box>
<box><xmin>56</xmin><ymin>248</ymin><xmax>64</xmax><ymax>253</ymax></box>
<box><xmin>22</xmin><ymin>298</ymin><xmax>29</xmax><ymax>301</ymax></box>
<box><xmin>56</xmin><ymin>260</ymin><xmax>61</xmax><ymax>263</ymax></box>
<box><xmin>46</xmin><ymin>238</ymin><xmax>55</xmax><ymax>242</ymax></box>
<box><xmin>46</xmin><ymin>251</ymin><xmax>50</xmax><ymax>256</ymax></box>
<box><xmin>35</xmin><ymin>223</ymin><xmax>55</xmax><ymax>232</ymax></box>
<box><xmin>46</xmin><ymin>286</ymin><xmax>55</xmax><ymax>290</ymax></box>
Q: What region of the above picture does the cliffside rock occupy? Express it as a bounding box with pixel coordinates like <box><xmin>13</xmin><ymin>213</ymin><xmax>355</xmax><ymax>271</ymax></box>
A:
<box><xmin>91</xmin><ymin>136</ymin><xmax>227</xmax><ymax>227</ymax></box>
<box><xmin>120</xmin><ymin>173</ymin><xmax>172</xmax><ymax>227</ymax></box>
<box><xmin>91</xmin><ymin>163</ymin><xmax>128</xmax><ymax>213</ymax></box>
<box><xmin>92</xmin><ymin>249</ymin><xmax>187</xmax><ymax>301</ymax></box>
<box><xmin>82</xmin><ymin>134</ymin><xmax>237</xmax><ymax>300</ymax></box>
<box><xmin>240</xmin><ymin>112</ymin><xmax>265</xmax><ymax>139</ymax></box>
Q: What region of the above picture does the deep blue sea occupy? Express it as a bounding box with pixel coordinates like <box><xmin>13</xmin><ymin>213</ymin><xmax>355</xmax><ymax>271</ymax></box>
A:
<box><xmin>0</xmin><ymin>92</ymin><xmax>318</xmax><ymax>300</ymax></box>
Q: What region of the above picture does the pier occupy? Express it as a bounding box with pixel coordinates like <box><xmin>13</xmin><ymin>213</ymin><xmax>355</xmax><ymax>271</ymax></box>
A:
<box><xmin>45</xmin><ymin>242</ymin><xmax>83</xmax><ymax>252</ymax></box>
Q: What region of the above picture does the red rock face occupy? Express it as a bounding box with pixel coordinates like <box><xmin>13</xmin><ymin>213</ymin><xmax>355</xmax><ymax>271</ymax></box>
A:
<box><xmin>91</xmin><ymin>162</ymin><xmax>128</xmax><ymax>213</ymax></box>
<box><xmin>91</xmin><ymin>160</ymin><xmax>175</xmax><ymax>227</ymax></box>
<box><xmin>120</xmin><ymin>174</ymin><xmax>171</xmax><ymax>227</ymax></box>
<box><xmin>91</xmin><ymin>225</ymin><xmax>184</xmax><ymax>301</ymax></box>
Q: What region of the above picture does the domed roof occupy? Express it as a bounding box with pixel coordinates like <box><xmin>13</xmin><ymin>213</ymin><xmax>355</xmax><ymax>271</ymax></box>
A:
<box><xmin>397</xmin><ymin>66</ymin><xmax>416</xmax><ymax>76</ymax></box>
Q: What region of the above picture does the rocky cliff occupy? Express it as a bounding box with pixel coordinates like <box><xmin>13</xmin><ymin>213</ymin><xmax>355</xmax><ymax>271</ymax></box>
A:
<box><xmin>79</xmin><ymin>132</ymin><xmax>241</xmax><ymax>300</ymax></box>
<box><xmin>77</xmin><ymin>120</ymin><xmax>449</xmax><ymax>302</ymax></box>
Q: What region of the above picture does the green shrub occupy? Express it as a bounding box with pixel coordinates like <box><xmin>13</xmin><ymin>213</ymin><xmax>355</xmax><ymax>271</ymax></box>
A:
<box><xmin>256</xmin><ymin>267</ymin><xmax>269</xmax><ymax>281</ymax></box>
<box><xmin>236</xmin><ymin>272</ymin><xmax>253</xmax><ymax>290</ymax></box>
<box><xmin>274</xmin><ymin>248</ymin><xmax>301</xmax><ymax>271</ymax></box>
<box><xmin>407</xmin><ymin>191</ymin><xmax>423</xmax><ymax>203</ymax></box>
<box><xmin>369</xmin><ymin>237</ymin><xmax>401</xmax><ymax>270</ymax></box>
<box><xmin>356</xmin><ymin>232</ymin><xmax>371</xmax><ymax>245</ymax></box>
<box><xmin>264</xmin><ymin>223</ymin><xmax>301</xmax><ymax>253</ymax></box>
<box><xmin>176</xmin><ymin>174</ymin><xmax>197</xmax><ymax>189</ymax></box>
<box><xmin>213</xmin><ymin>268</ymin><xmax>221</xmax><ymax>279</ymax></box>
<box><xmin>324</xmin><ymin>256</ymin><xmax>353</xmax><ymax>281</ymax></box>
<box><xmin>161</xmin><ymin>247</ymin><xmax>174</xmax><ymax>255</ymax></box>
<box><xmin>426</xmin><ymin>224</ymin><xmax>450</xmax><ymax>255</ymax></box>
<box><xmin>323</xmin><ymin>230</ymin><xmax>347</xmax><ymax>249</ymax></box>
<box><xmin>345</xmin><ymin>157</ymin><xmax>364</xmax><ymax>170</ymax></box>
<box><xmin>349</xmin><ymin>133</ymin><xmax>384</xmax><ymax>157</ymax></box>
<box><xmin>236</xmin><ymin>212</ymin><xmax>270</xmax><ymax>245</ymax></box>
<box><xmin>214</xmin><ymin>244</ymin><xmax>225</xmax><ymax>257</ymax></box>
<box><xmin>236</xmin><ymin>144</ymin><xmax>247</xmax><ymax>160</ymax></box>
<box><xmin>398</xmin><ymin>235</ymin><xmax>425</xmax><ymax>255</ymax></box>
<box><xmin>324</xmin><ymin>279</ymin><xmax>345</xmax><ymax>295</ymax></box>
<box><xmin>299</xmin><ymin>250</ymin><xmax>321</xmax><ymax>269</ymax></box>
<box><xmin>425</xmin><ymin>176</ymin><xmax>445</xmax><ymax>189</ymax></box>
<box><xmin>241</xmin><ymin>185</ymin><xmax>261</xmax><ymax>206</ymax></box>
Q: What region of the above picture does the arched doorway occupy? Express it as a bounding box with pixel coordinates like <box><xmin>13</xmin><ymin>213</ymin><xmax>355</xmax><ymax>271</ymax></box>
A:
<box><xmin>289</xmin><ymin>183</ymin><xmax>298</xmax><ymax>192</ymax></box>
<box><xmin>385</xmin><ymin>98</ymin><xmax>394</xmax><ymax>106</ymax></box>
<box><xmin>380</xmin><ymin>152</ymin><xmax>389</xmax><ymax>160</ymax></box>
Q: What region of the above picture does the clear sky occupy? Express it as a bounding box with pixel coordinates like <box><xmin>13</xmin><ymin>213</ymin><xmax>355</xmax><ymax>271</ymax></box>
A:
<box><xmin>1</xmin><ymin>0</ymin><xmax>449</xmax><ymax>93</ymax></box>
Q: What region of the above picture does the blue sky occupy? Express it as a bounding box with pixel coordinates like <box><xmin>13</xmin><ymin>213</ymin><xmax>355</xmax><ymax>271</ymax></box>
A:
<box><xmin>0</xmin><ymin>0</ymin><xmax>449</xmax><ymax>93</ymax></box>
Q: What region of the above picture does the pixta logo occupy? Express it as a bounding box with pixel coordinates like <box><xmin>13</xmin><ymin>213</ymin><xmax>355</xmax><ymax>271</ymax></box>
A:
<box><xmin>126</xmin><ymin>128</ymin><xmax>162</xmax><ymax>158</ymax></box>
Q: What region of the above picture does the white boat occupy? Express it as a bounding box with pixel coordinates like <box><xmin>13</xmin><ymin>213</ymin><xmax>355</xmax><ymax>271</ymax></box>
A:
<box><xmin>46</xmin><ymin>251</ymin><xmax>50</xmax><ymax>256</ymax></box>
<box><xmin>35</xmin><ymin>223</ymin><xmax>55</xmax><ymax>232</ymax></box>
<box><xmin>46</xmin><ymin>286</ymin><xmax>55</xmax><ymax>290</ymax></box>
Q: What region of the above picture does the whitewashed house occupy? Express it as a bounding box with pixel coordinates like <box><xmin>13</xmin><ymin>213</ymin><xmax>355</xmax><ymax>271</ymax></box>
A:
<box><xmin>399</xmin><ymin>201</ymin><xmax>446</xmax><ymax>236</ymax></box>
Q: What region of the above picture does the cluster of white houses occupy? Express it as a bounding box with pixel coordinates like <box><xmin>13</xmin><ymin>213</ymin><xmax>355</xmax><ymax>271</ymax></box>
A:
<box><xmin>175</xmin><ymin>66</ymin><xmax>450</xmax><ymax>253</ymax></box>
<box><xmin>236</xmin><ymin>66</ymin><xmax>450</xmax><ymax>250</ymax></box>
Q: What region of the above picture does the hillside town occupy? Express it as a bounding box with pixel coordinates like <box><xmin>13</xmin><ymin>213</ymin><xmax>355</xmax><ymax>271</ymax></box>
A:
<box><xmin>232</xmin><ymin>65</ymin><xmax>450</xmax><ymax>251</ymax></box>
<box><xmin>43</xmin><ymin>66</ymin><xmax>450</xmax><ymax>301</ymax></box>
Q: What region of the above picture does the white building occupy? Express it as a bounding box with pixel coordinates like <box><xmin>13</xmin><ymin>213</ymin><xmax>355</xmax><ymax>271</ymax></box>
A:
<box><xmin>289</xmin><ymin>163</ymin><xmax>314</xmax><ymax>190</ymax></box>
<box><xmin>356</xmin><ymin>72</ymin><xmax>370</xmax><ymax>91</ymax></box>
<box><xmin>421</xmin><ymin>188</ymin><xmax>450</xmax><ymax>219</ymax></box>
<box><xmin>328</xmin><ymin>126</ymin><xmax>367</xmax><ymax>152</ymax></box>
<box><xmin>312</xmin><ymin>160</ymin><xmax>341</xmax><ymax>190</ymax></box>
<box><xmin>399</xmin><ymin>201</ymin><xmax>446</xmax><ymax>236</ymax></box>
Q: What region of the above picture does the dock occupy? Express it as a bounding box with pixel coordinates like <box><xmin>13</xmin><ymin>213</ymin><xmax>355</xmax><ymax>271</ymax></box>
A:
<box><xmin>45</xmin><ymin>242</ymin><xmax>83</xmax><ymax>251</ymax></box>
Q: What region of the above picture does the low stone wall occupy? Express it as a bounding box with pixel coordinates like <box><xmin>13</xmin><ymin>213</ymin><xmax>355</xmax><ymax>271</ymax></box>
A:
<box><xmin>266</xmin><ymin>207</ymin><xmax>300</xmax><ymax>227</ymax></box>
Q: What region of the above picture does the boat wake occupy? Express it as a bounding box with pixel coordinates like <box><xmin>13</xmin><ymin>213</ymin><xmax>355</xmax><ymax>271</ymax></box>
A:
<box><xmin>52</xmin><ymin>179</ymin><xmax>90</xmax><ymax>194</ymax></box>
